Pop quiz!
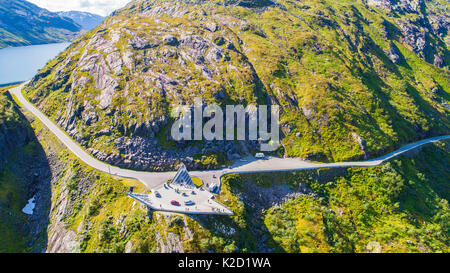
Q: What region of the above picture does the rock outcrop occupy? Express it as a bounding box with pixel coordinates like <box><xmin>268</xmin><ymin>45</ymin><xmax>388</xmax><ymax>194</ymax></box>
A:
<box><xmin>24</xmin><ymin>0</ymin><xmax>449</xmax><ymax>171</ymax></box>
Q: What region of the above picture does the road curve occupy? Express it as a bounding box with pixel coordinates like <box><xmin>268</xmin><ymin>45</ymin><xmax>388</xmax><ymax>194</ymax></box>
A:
<box><xmin>9</xmin><ymin>83</ymin><xmax>450</xmax><ymax>191</ymax></box>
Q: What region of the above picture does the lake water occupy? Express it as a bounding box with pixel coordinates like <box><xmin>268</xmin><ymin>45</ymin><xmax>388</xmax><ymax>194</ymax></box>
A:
<box><xmin>0</xmin><ymin>42</ymin><xmax>70</xmax><ymax>86</ymax></box>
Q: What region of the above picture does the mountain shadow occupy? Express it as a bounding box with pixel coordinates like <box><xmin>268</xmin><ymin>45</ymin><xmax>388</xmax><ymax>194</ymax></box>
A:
<box><xmin>0</xmin><ymin>90</ymin><xmax>51</xmax><ymax>253</ymax></box>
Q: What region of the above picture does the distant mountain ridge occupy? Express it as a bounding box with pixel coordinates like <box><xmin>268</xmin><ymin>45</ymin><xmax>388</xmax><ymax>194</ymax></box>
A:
<box><xmin>0</xmin><ymin>0</ymin><xmax>82</xmax><ymax>48</ymax></box>
<box><xmin>56</xmin><ymin>11</ymin><xmax>104</xmax><ymax>30</ymax></box>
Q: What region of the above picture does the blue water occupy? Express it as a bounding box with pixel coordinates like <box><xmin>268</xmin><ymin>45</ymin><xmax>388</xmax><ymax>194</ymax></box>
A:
<box><xmin>0</xmin><ymin>43</ymin><xmax>70</xmax><ymax>85</ymax></box>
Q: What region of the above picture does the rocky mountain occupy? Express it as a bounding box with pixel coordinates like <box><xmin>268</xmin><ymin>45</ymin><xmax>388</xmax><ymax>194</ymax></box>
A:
<box><xmin>1</xmin><ymin>82</ymin><xmax>449</xmax><ymax>253</ymax></box>
<box><xmin>0</xmin><ymin>0</ymin><xmax>82</xmax><ymax>49</ymax></box>
<box><xmin>56</xmin><ymin>11</ymin><xmax>105</xmax><ymax>30</ymax></box>
<box><xmin>24</xmin><ymin>0</ymin><xmax>449</xmax><ymax>172</ymax></box>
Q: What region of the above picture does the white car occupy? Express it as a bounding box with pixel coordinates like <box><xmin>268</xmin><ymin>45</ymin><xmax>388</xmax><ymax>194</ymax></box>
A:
<box><xmin>255</xmin><ymin>153</ymin><xmax>265</xmax><ymax>158</ymax></box>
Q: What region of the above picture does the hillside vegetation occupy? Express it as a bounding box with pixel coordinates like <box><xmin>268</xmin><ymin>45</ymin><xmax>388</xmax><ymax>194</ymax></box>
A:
<box><xmin>218</xmin><ymin>140</ymin><xmax>449</xmax><ymax>253</ymax></box>
<box><xmin>24</xmin><ymin>0</ymin><xmax>449</xmax><ymax>171</ymax></box>
<box><xmin>0</xmin><ymin>86</ymin><xmax>50</xmax><ymax>252</ymax></box>
<box><xmin>0</xmin><ymin>0</ymin><xmax>82</xmax><ymax>48</ymax></box>
<box><xmin>1</xmin><ymin>84</ymin><xmax>448</xmax><ymax>253</ymax></box>
<box><xmin>26</xmin><ymin>117</ymin><xmax>450</xmax><ymax>252</ymax></box>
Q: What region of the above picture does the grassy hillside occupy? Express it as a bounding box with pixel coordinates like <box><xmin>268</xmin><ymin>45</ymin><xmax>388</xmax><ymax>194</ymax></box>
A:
<box><xmin>0</xmin><ymin>85</ymin><xmax>49</xmax><ymax>252</ymax></box>
<box><xmin>1</xmin><ymin>83</ymin><xmax>449</xmax><ymax>252</ymax></box>
<box><xmin>38</xmin><ymin>119</ymin><xmax>450</xmax><ymax>252</ymax></box>
<box><xmin>24</xmin><ymin>0</ymin><xmax>449</xmax><ymax>172</ymax></box>
<box><xmin>0</xmin><ymin>0</ymin><xmax>81</xmax><ymax>49</ymax></box>
<box><xmin>0</xmin><ymin>87</ymin><xmax>27</xmax><ymax>252</ymax></box>
<box><xmin>21</xmin><ymin>106</ymin><xmax>234</xmax><ymax>253</ymax></box>
<box><xmin>218</xmin><ymin>140</ymin><xmax>449</xmax><ymax>253</ymax></box>
<box><xmin>2</xmin><ymin>0</ymin><xmax>449</xmax><ymax>254</ymax></box>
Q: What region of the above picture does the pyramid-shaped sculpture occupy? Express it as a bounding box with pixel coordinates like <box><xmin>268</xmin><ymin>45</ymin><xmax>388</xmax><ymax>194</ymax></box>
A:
<box><xmin>171</xmin><ymin>163</ymin><xmax>195</xmax><ymax>188</ymax></box>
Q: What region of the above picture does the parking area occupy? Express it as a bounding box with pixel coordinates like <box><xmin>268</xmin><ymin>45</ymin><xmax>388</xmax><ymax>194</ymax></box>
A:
<box><xmin>129</xmin><ymin>182</ymin><xmax>233</xmax><ymax>215</ymax></box>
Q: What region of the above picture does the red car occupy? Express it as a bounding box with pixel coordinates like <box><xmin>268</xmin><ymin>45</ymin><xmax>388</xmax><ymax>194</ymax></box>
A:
<box><xmin>171</xmin><ymin>201</ymin><xmax>181</xmax><ymax>206</ymax></box>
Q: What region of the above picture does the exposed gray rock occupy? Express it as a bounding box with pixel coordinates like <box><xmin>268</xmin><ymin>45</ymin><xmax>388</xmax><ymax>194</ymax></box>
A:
<box><xmin>386</xmin><ymin>41</ymin><xmax>401</xmax><ymax>64</ymax></box>
<box><xmin>155</xmin><ymin>214</ymin><xmax>187</xmax><ymax>253</ymax></box>
<box><xmin>367</xmin><ymin>0</ymin><xmax>421</xmax><ymax>13</ymax></box>
<box><xmin>302</xmin><ymin>103</ymin><xmax>316</xmax><ymax>121</ymax></box>
<box><xmin>367</xmin><ymin>0</ymin><xmax>391</xmax><ymax>8</ymax></box>
<box><xmin>434</xmin><ymin>54</ymin><xmax>445</xmax><ymax>68</ymax></box>
<box><xmin>94</xmin><ymin>128</ymin><xmax>111</xmax><ymax>137</ymax></box>
<box><xmin>163</xmin><ymin>35</ymin><xmax>179</xmax><ymax>46</ymax></box>
<box><xmin>352</xmin><ymin>132</ymin><xmax>367</xmax><ymax>153</ymax></box>
<box><xmin>428</xmin><ymin>13</ymin><xmax>450</xmax><ymax>36</ymax></box>
<box><xmin>205</xmin><ymin>22</ymin><xmax>218</xmax><ymax>32</ymax></box>
<box><xmin>106</xmin><ymin>51</ymin><xmax>124</xmax><ymax>75</ymax></box>
<box><xmin>130</xmin><ymin>35</ymin><xmax>160</xmax><ymax>50</ymax></box>
<box><xmin>398</xmin><ymin>20</ymin><xmax>427</xmax><ymax>55</ymax></box>
<box><xmin>97</xmin><ymin>75</ymin><xmax>119</xmax><ymax>110</ymax></box>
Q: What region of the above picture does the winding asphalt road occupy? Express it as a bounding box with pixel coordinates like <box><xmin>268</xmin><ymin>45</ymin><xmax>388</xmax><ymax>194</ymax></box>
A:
<box><xmin>9</xmin><ymin>83</ymin><xmax>450</xmax><ymax>191</ymax></box>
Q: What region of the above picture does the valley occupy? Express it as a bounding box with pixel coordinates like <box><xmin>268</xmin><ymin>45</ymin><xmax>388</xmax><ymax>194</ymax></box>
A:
<box><xmin>0</xmin><ymin>0</ymin><xmax>448</xmax><ymax>254</ymax></box>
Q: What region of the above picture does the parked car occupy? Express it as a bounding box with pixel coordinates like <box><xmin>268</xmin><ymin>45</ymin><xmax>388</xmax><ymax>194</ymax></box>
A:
<box><xmin>209</xmin><ymin>184</ymin><xmax>218</xmax><ymax>193</ymax></box>
<box><xmin>171</xmin><ymin>201</ymin><xmax>180</xmax><ymax>206</ymax></box>
<box><xmin>185</xmin><ymin>201</ymin><xmax>195</xmax><ymax>206</ymax></box>
<box><xmin>154</xmin><ymin>191</ymin><xmax>161</xmax><ymax>198</ymax></box>
<box><xmin>255</xmin><ymin>153</ymin><xmax>265</xmax><ymax>158</ymax></box>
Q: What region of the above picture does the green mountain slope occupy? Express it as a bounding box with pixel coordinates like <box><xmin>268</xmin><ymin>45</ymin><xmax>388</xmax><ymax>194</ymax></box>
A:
<box><xmin>0</xmin><ymin>86</ymin><xmax>51</xmax><ymax>252</ymax></box>
<box><xmin>219</xmin><ymin>140</ymin><xmax>450</xmax><ymax>253</ymax></box>
<box><xmin>4</xmin><ymin>99</ymin><xmax>448</xmax><ymax>253</ymax></box>
<box><xmin>24</xmin><ymin>0</ymin><xmax>449</xmax><ymax>171</ymax></box>
<box><xmin>0</xmin><ymin>0</ymin><xmax>82</xmax><ymax>48</ymax></box>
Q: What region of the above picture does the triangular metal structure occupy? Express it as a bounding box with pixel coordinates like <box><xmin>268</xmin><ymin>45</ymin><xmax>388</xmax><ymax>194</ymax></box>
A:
<box><xmin>171</xmin><ymin>163</ymin><xmax>195</xmax><ymax>188</ymax></box>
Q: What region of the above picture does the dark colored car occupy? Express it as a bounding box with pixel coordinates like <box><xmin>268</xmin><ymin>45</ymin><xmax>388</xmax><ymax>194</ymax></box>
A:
<box><xmin>171</xmin><ymin>201</ymin><xmax>181</xmax><ymax>206</ymax></box>
<box><xmin>185</xmin><ymin>201</ymin><xmax>195</xmax><ymax>206</ymax></box>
